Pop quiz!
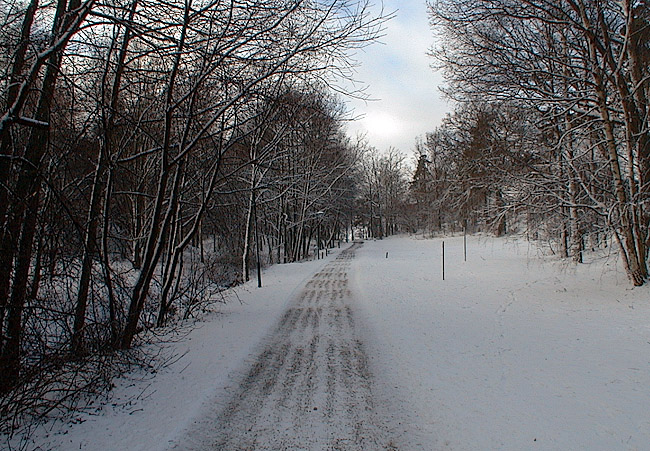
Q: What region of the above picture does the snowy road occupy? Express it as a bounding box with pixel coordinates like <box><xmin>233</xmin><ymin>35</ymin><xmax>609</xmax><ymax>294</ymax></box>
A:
<box><xmin>172</xmin><ymin>242</ymin><xmax>397</xmax><ymax>450</ymax></box>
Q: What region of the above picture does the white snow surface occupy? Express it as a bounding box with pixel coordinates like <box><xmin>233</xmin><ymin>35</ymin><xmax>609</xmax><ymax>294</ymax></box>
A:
<box><xmin>16</xmin><ymin>235</ymin><xmax>650</xmax><ymax>450</ymax></box>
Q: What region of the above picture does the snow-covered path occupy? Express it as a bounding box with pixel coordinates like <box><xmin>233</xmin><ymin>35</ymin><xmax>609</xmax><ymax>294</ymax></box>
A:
<box><xmin>170</xmin><ymin>242</ymin><xmax>397</xmax><ymax>450</ymax></box>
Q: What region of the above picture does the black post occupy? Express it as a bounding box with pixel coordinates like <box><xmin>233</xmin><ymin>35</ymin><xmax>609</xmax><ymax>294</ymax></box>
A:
<box><xmin>253</xmin><ymin>188</ymin><xmax>262</xmax><ymax>288</ymax></box>
<box><xmin>442</xmin><ymin>241</ymin><xmax>445</xmax><ymax>281</ymax></box>
<box><xmin>317</xmin><ymin>223</ymin><xmax>320</xmax><ymax>260</ymax></box>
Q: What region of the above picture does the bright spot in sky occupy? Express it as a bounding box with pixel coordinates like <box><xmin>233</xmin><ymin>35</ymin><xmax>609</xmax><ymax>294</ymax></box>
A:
<box><xmin>343</xmin><ymin>0</ymin><xmax>451</xmax><ymax>155</ymax></box>
<box><xmin>363</xmin><ymin>112</ymin><xmax>403</xmax><ymax>139</ymax></box>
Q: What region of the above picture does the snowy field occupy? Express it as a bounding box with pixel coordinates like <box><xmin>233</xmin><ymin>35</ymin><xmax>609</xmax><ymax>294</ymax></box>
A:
<box><xmin>352</xmin><ymin>235</ymin><xmax>650</xmax><ymax>450</ymax></box>
<box><xmin>13</xmin><ymin>235</ymin><xmax>650</xmax><ymax>450</ymax></box>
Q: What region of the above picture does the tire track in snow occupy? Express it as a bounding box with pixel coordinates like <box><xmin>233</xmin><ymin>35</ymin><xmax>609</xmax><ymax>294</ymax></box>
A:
<box><xmin>172</xmin><ymin>242</ymin><xmax>397</xmax><ymax>450</ymax></box>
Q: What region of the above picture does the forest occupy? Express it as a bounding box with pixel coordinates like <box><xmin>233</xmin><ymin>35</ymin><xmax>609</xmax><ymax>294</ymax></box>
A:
<box><xmin>0</xmin><ymin>0</ymin><xmax>395</xmax><ymax>430</ymax></box>
<box><xmin>414</xmin><ymin>0</ymin><xmax>650</xmax><ymax>284</ymax></box>
<box><xmin>1</xmin><ymin>0</ymin><xmax>649</xmax><ymax>439</ymax></box>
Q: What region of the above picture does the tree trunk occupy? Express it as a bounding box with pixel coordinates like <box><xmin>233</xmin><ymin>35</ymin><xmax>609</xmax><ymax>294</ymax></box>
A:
<box><xmin>597</xmin><ymin>89</ymin><xmax>643</xmax><ymax>284</ymax></box>
<box><xmin>120</xmin><ymin>160</ymin><xmax>182</xmax><ymax>348</ymax></box>
<box><xmin>101</xmin><ymin>169</ymin><xmax>119</xmax><ymax>346</ymax></box>
<box><xmin>0</xmin><ymin>1</ymin><xmax>40</xmax><ymax>343</ymax></box>
<box><xmin>71</xmin><ymin>148</ymin><xmax>105</xmax><ymax>355</ymax></box>
<box><xmin>579</xmin><ymin>1</ymin><xmax>645</xmax><ymax>284</ymax></box>
<box><xmin>120</xmin><ymin>1</ymin><xmax>191</xmax><ymax>349</ymax></box>
<box><xmin>72</xmin><ymin>0</ymin><xmax>138</xmax><ymax>352</ymax></box>
<box><xmin>242</xmin><ymin>176</ymin><xmax>255</xmax><ymax>282</ymax></box>
<box><xmin>0</xmin><ymin>190</ymin><xmax>40</xmax><ymax>391</ymax></box>
<box><xmin>0</xmin><ymin>0</ymin><xmax>75</xmax><ymax>392</ymax></box>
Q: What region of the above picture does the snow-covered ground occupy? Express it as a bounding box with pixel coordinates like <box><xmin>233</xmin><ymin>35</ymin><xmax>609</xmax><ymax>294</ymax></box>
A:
<box><xmin>352</xmin><ymin>235</ymin><xmax>650</xmax><ymax>450</ymax></box>
<box><xmin>13</xmin><ymin>235</ymin><xmax>650</xmax><ymax>450</ymax></box>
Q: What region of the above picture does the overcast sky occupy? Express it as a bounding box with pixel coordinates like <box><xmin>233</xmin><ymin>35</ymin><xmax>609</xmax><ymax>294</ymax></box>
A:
<box><xmin>343</xmin><ymin>0</ymin><xmax>451</xmax><ymax>156</ymax></box>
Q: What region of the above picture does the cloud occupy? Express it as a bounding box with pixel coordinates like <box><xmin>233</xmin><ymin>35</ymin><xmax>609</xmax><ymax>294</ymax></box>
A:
<box><xmin>344</xmin><ymin>0</ymin><xmax>450</xmax><ymax>154</ymax></box>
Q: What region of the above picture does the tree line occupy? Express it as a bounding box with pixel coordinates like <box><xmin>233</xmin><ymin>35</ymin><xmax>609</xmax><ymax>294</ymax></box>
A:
<box><xmin>416</xmin><ymin>0</ymin><xmax>649</xmax><ymax>285</ymax></box>
<box><xmin>0</xmin><ymin>0</ymin><xmax>386</xmax><ymax>417</ymax></box>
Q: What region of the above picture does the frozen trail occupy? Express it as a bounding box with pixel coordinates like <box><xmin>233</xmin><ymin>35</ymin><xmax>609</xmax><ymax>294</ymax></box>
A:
<box><xmin>172</xmin><ymin>242</ymin><xmax>397</xmax><ymax>450</ymax></box>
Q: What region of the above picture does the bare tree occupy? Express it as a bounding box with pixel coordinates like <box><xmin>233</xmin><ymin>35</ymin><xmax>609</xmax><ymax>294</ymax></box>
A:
<box><xmin>428</xmin><ymin>0</ymin><xmax>650</xmax><ymax>284</ymax></box>
<box><xmin>0</xmin><ymin>0</ymin><xmax>387</xmax><ymax>413</ymax></box>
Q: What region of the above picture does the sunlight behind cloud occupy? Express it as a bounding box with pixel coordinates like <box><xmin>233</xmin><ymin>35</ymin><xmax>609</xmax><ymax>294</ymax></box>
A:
<box><xmin>363</xmin><ymin>111</ymin><xmax>403</xmax><ymax>139</ymax></box>
<box><xmin>344</xmin><ymin>0</ymin><xmax>450</xmax><ymax>154</ymax></box>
